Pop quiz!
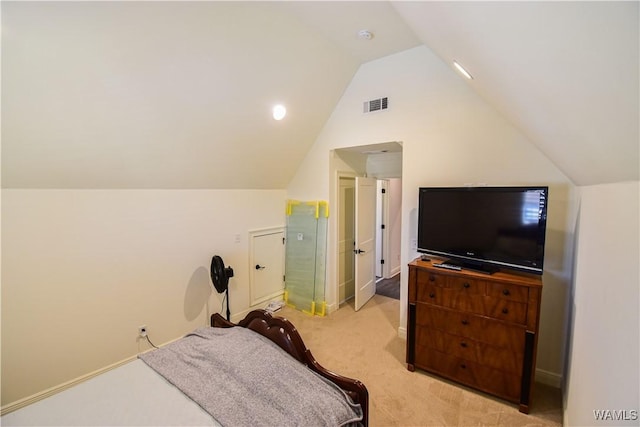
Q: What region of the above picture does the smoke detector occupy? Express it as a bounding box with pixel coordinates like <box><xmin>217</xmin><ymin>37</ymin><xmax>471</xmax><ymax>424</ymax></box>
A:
<box><xmin>357</xmin><ymin>30</ymin><xmax>374</xmax><ymax>40</ymax></box>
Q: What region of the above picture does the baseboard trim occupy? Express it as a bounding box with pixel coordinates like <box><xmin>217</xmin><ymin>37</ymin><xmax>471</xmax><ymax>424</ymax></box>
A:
<box><xmin>535</xmin><ymin>368</ymin><xmax>562</xmax><ymax>388</ymax></box>
<box><xmin>231</xmin><ymin>296</ymin><xmax>287</xmax><ymax>323</ymax></box>
<box><xmin>327</xmin><ymin>302</ymin><xmax>339</xmax><ymax>314</ymax></box>
<box><xmin>1</xmin><ymin>335</ymin><xmax>188</xmax><ymax>416</ymax></box>
<box><xmin>398</xmin><ymin>326</ymin><xmax>407</xmax><ymax>340</ymax></box>
<box><xmin>1</xmin><ymin>356</ymin><xmax>136</xmax><ymax>416</ymax></box>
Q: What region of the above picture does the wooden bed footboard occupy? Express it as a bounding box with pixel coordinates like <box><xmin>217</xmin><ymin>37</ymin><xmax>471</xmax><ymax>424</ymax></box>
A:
<box><xmin>211</xmin><ymin>309</ymin><xmax>369</xmax><ymax>426</ymax></box>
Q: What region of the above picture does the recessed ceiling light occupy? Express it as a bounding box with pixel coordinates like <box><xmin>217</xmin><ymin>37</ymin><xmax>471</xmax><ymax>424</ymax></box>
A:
<box><xmin>453</xmin><ymin>61</ymin><xmax>473</xmax><ymax>80</ymax></box>
<box><xmin>272</xmin><ymin>104</ymin><xmax>286</xmax><ymax>121</ymax></box>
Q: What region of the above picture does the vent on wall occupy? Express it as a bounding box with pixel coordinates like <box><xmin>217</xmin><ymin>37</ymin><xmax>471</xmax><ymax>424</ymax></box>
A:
<box><xmin>363</xmin><ymin>97</ymin><xmax>388</xmax><ymax>113</ymax></box>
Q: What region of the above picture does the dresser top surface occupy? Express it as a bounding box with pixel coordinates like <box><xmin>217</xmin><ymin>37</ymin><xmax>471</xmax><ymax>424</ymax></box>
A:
<box><xmin>409</xmin><ymin>258</ymin><xmax>543</xmax><ymax>288</ymax></box>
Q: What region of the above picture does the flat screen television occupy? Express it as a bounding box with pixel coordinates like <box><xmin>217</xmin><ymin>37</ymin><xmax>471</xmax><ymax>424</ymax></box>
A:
<box><xmin>417</xmin><ymin>186</ymin><xmax>548</xmax><ymax>275</ymax></box>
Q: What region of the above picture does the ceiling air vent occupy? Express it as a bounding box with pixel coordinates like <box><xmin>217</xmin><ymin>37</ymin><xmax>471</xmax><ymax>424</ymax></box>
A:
<box><xmin>363</xmin><ymin>97</ymin><xmax>388</xmax><ymax>113</ymax></box>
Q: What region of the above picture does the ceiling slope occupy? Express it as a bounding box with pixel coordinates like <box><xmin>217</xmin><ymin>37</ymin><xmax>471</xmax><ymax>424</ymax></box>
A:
<box><xmin>393</xmin><ymin>1</ymin><xmax>639</xmax><ymax>186</ymax></box>
<box><xmin>1</xmin><ymin>1</ymin><xmax>418</xmax><ymax>189</ymax></box>
<box><xmin>3</xmin><ymin>2</ymin><xmax>636</xmax><ymax>189</ymax></box>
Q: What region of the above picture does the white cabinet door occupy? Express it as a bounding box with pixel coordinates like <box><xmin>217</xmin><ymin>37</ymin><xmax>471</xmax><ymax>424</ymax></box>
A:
<box><xmin>250</xmin><ymin>228</ymin><xmax>285</xmax><ymax>306</ymax></box>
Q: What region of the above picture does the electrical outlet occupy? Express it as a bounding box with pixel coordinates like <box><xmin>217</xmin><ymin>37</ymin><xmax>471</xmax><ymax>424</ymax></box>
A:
<box><xmin>138</xmin><ymin>325</ymin><xmax>147</xmax><ymax>338</ymax></box>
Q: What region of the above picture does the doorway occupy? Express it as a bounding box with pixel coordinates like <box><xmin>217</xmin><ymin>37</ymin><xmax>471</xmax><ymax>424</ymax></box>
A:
<box><xmin>339</xmin><ymin>177</ymin><xmax>402</xmax><ymax>305</ymax></box>
<box><xmin>331</xmin><ymin>142</ymin><xmax>403</xmax><ymax>311</ymax></box>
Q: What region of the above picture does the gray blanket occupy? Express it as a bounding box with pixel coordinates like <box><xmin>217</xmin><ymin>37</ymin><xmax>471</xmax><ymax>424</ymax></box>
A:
<box><xmin>139</xmin><ymin>327</ymin><xmax>362</xmax><ymax>427</ymax></box>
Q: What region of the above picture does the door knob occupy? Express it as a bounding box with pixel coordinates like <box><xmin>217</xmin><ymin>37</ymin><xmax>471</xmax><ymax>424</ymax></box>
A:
<box><xmin>255</xmin><ymin>264</ymin><xmax>266</xmax><ymax>270</ymax></box>
<box><xmin>353</xmin><ymin>249</ymin><xmax>365</xmax><ymax>254</ymax></box>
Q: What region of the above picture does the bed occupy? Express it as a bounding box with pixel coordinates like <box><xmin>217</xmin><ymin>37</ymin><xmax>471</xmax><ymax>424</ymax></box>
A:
<box><xmin>2</xmin><ymin>309</ymin><xmax>368</xmax><ymax>426</ymax></box>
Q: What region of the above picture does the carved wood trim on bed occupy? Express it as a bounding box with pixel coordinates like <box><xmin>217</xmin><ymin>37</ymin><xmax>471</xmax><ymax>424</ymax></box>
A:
<box><xmin>211</xmin><ymin>309</ymin><xmax>369</xmax><ymax>426</ymax></box>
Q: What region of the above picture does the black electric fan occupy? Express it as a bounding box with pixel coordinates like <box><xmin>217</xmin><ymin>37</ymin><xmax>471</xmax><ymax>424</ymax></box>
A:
<box><xmin>210</xmin><ymin>255</ymin><xmax>234</xmax><ymax>321</ymax></box>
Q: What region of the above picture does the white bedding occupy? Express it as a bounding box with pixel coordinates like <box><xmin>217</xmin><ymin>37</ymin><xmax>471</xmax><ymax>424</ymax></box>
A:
<box><xmin>1</xmin><ymin>360</ymin><xmax>219</xmax><ymax>426</ymax></box>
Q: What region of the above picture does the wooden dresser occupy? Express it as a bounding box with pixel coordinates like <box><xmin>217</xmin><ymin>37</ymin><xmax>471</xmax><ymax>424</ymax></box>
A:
<box><xmin>406</xmin><ymin>258</ymin><xmax>542</xmax><ymax>413</ymax></box>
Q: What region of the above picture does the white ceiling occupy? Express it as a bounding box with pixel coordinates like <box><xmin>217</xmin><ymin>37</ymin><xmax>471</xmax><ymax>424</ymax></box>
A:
<box><xmin>392</xmin><ymin>1</ymin><xmax>639</xmax><ymax>186</ymax></box>
<box><xmin>2</xmin><ymin>1</ymin><xmax>638</xmax><ymax>189</ymax></box>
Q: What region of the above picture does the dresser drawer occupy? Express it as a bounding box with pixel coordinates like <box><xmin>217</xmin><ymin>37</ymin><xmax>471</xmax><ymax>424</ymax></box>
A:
<box><xmin>418</xmin><ymin>287</ymin><xmax>527</xmax><ymax>323</ymax></box>
<box><xmin>416</xmin><ymin>304</ymin><xmax>525</xmax><ymax>351</ymax></box>
<box><xmin>447</xmin><ymin>276</ymin><xmax>486</xmax><ymax>294</ymax></box>
<box><xmin>416</xmin><ymin>270</ymin><xmax>486</xmax><ymax>314</ymax></box>
<box><xmin>486</xmin><ymin>282</ymin><xmax>529</xmax><ymax>303</ymax></box>
<box><xmin>414</xmin><ymin>326</ymin><xmax>524</xmax><ymax>375</ymax></box>
<box><xmin>483</xmin><ymin>297</ymin><xmax>528</xmax><ymax>324</ymax></box>
<box><xmin>416</xmin><ymin>270</ymin><xmax>485</xmax><ymax>294</ymax></box>
<box><xmin>414</xmin><ymin>346</ymin><xmax>521</xmax><ymax>402</ymax></box>
<box><xmin>416</xmin><ymin>269</ymin><xmax>446</xmax><ymax>288</ymax></box>
<box><xmin>417</xmin><ymin>283</ymin><xmax>486</xmax><ymax>315</ymax></box>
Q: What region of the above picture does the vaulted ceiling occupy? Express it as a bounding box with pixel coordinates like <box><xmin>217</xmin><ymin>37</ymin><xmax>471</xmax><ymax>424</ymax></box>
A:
<box><xmin>2</xmin><ymin>1</ymin><xmax>638</xmax><ymax>189</ymax></box>
<box><xmin>392</xmin><ymin>1</ymin><xmax>639</xmax><ymax>186</ymax></box>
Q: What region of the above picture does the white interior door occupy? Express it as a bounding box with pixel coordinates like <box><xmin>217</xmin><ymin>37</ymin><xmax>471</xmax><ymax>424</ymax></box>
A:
<box><xmin>354</xmin><ymin>176</ymin><xmax>377</xmax><ymax>311</ymax></box>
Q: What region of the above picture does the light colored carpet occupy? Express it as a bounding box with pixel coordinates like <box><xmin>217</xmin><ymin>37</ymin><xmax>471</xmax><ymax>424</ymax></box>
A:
<box><xmin>278</xmin><ymin>295</ymin><xmax>563</xmax><ymax>427</ymax></box>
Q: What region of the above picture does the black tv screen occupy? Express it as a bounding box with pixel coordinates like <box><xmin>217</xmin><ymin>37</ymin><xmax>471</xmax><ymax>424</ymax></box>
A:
<box><xmin>417</xmin><ymin>186</ymin><xmax>548</xmax><ymax>275</ymax></box>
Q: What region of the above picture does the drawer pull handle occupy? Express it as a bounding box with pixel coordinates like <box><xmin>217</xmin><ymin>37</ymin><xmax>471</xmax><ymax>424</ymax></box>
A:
<box><xmin>463</xmin><ymin>282</ymin><xmax>470</xmax><ymax>289</ymax></box>
<box><xmin>429</xmin><ymin>292</ymin><xmax>435</xmax><ymax>298</ymax></box>
<box><xmin>502</xmin><ymin>289</ymin><xmax>511</xmax><ymax>296</ymax></box>
<box><xmin>502</xmin><ymin>308</ymin><xmax>509</xmax><ymax>314</ymax></box>
<box><xmin>429</xmin><ymin>275</ymin><xmax>435</xmax><ymax>282</ymax></box>
<box><xmin>461</xmin><ymin>319</ymin><xmax>469</xmax><ymax>325</ymax></box>
<box><xmin>460</xmin><ymin>342</ymin><xmax>468</xmax><ymax>348</ymax></box>
<box><xmin>460</xmin><ymin>363</ymin><xmax>467</xmax><ymax>369</ymax></box>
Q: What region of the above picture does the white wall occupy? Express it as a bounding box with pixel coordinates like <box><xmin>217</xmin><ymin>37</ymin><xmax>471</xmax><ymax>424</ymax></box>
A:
<box><xmin>1</xmin><ymin>189</ymin><xmax>286</xmax><ymax>406</ymax></box>
<box><xmin>564</xmin><ymin>181</ymin><xmax>639</xmax><ymax>426</ymax></box>
<box><xmin>287</xmin><ymin>45</ymin><xmax>576</xmax><ymax>385</ymax></box>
